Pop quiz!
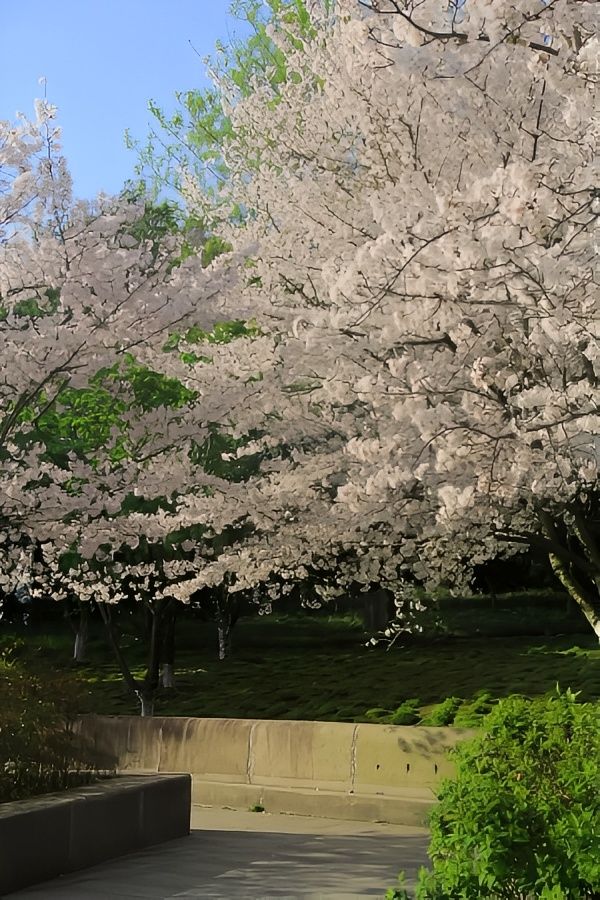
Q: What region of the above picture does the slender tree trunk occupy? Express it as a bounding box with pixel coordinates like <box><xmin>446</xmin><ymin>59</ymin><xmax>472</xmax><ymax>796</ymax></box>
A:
<box><xmin>215</xmin><ymin>609</ymin><xmax>232</xmax><ymax>661</ymax></box>
<box><xmin>73</xmin><ymin>603</ymin><xmax>89</xmax><ymax>663</ymax></box>
<box><xmin>140</xmin><ymin>597</ymin><xmax>164</xmax><ymax>714</ymax></box>
<box><xmin>160</xmin><ymin>664</ymin><xmax>175</xmax><ymax>689</ymax></box>
<box><xmin>213</xmin><ymin>583</ymin><xmax>238</xmax><ymax>661</ymax></box>
<box><xmin>98</xmin><ymin>597</ymin><xmax>175</xmax><ymax>716</ymax></box>
<box><xmin>160</xmin><ymin>604</ymin><xmax>177</xmax><ymax>688</ymax></box>
<box><xmin>138</xmin><ymin>691</ymin><xmax>155</xmax><ymax>717</ymax></box>
<box><xmin>97</xmin><ymin>602</ymin><xmax>141</xmax><ymax>700</ymax></box>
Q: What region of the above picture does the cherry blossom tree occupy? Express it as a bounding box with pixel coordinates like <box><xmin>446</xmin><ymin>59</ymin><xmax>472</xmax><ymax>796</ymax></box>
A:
<box><xmin>0</xmin><ymin>101</ymin><xmax>283</xmax><ymax>674</ymax></box>
<box><xmin>181</xmin><ymin>0</ymin><xmax>600</xmax><ymax>636</ymax></box>
<box><xmin>0</xmin><ymin>101</ymin><xmax>252</xmax><ymax>547</ymax></box>
<box><xmin>0</xmin><ymin>103</ymin><xmax>293</xmax><ymax>710</ymax></box>
<box><xmin>1</xmin><ymin>103</ymin><xmax>339</xmax><ymax>700</ymax></box>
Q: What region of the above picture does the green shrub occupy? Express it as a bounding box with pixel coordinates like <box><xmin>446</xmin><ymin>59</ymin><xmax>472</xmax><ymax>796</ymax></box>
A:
<box><xmin>414</xmin><ymin>689</ymin><xmax>600</xmax><ymax>899</ymax></box>
<box><xmin>0</xmin><ymin>647</ymin><xmax>99</xmax><ymax>803</ymax></box>
<box><xmin>390</xmin><ymin>698</ymin><xmax>421</xmax><ymax>726</ymax></box>
<box><xmin>452</xmin><ymin>690</ymin><xmax>495</xmax><ymax>727</ymax></box>
<box><xmin>420</xmin><ymin>696</ymin><xmax>463</xmax><ymax>726</ymax></box>
<box><xmin>385</xmin><ymin>874</ymin><xmax>412</xmax><ymax>899</ymax></box>
<box><xmin>364</xmin><ymin>706</ymin><xmax>393</xmax><ymax>723</ymax></box>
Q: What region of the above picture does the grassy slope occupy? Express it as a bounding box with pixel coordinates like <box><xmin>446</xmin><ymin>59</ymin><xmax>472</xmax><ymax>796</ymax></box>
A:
<box><xmin>5</xmin><ymin>613</ymin><xmax>600</xmax><ymax>721</ymax></box>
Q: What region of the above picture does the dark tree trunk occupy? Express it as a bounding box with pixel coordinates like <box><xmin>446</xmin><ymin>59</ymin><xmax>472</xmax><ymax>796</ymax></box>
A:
<box><xmin>216</xmin><ymin>610</ymin><xmax>232</xmax><ymax>661</ymax></box>
<box><xmin>73</xmin><ymin>603</ymin><xmax>89</xmax><ymax>663</ymax></box>
<box><xmin>539</xmin><ymin>510</ymin><xmax>600</xmax><ymax>643</ymax></box>
<box><xmin>98</xmin><ymin>597</ymin><xmax>175</xmax><ymax>716</ymax></box>
<box><xmin>214</xmin><ymin>586</ymin><xmax>240</xmax><ymax>660</ymax></box>
<box><xmin>160</xmin><ymin>602</ymin><xmax>177</xmax><ymax>688</ymax></box>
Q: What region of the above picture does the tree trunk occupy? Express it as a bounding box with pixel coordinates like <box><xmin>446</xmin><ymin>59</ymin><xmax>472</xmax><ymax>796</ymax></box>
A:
<box><xmin>213</xmin><ymin>583</ymin><xmax>239</xmax><ymax>661</ymax></box>
<box><xmin>548</xmin><ymin>553</ymin><xmax>600</xmax><ymax>642</ymax></box>
<box><xmin>216</xmin><ymin>612</ymin><xmax>232</xmax><ymax>661</ymax></box>
<box><xmin>97</xmin><ymin>601</ymin><xmax>142</xmax><ymax>702</ymax></box>
<box><xmin>138</xmin><ymin>691</ymin><xmax>155</xmax><ymax>717</ymax></box>
<box><xmin>160</xmin><ymin>663</ymin><xmax>175</xmax><ymax>689</ymax></box>
<box><xmin>140</xmin><ymin>597</ymin><xmax>165</xmax><ymax>712</ymax></box>
<box><xmin>363</xmin><ymin>589</ymin><xmax>392</xmax><ymax>631</ymax></box>
<box><xmin>538</xmin><ymin>510</ymin><xmax>600</xmax><ymax>643</ymax></box>
<box><xmin>73</xmin><ymin>604</ymin><xmax>89</xmax><ymax>663</ymax></box>
<box><xmin>159</xmin><ymin>603</ymin><xmax>177</xmax><ymax>688</ymax></box>
<box><xmin>98</xmin><ymin>597</ymin><xmax>175</xmax><ymax>716</ymax></box>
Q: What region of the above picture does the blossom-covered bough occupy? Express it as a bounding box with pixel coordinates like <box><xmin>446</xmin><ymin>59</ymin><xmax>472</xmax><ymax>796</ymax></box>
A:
<box><xmin>181</xmin><ymin>0</ymin><xmax>599</xmax><ymax>636</ymax></box>
<box><xmin>0</xmin><ymin>103</ymin><xmax>259</xmax><ymax>604</ymax></box>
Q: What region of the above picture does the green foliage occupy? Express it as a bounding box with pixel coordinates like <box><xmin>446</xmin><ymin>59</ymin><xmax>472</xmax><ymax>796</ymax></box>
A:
<box><xmin>164</xmin><ymin>318</ymin><xmax>259</xmax><ymax>359</ymax></box>
<box><xmin>415</xmin><ymin>690</ymin><xmax>600</xmax><ymax>899</ymax></box>
<box><xmin>112</xmin><ymin>355</ymin><xmax>197</xmax><ymax>412</ymax></box>
<box><xmin>452</xmin><ymin>691</ymin><xmax>495</xmax><ymax>727</ymax></box>
<box><xmin>14</xmin><ymin>352</ymin><xmax>198</xmax><ymax>472</ymax></box>
<box><xmin>364</xmin><ymin>698</ymin><xmax>422</xmax><ymax>725</ymax></box>
<box><xmin>127</xmin><ymin>0</ymin><xmax>330</xmax><ymax>203</ymax></box>
<box><xmin>0</xmin><ymin>645</ymin><xmax>99</xmax><ymax>802</ymax></box>
<box><xmin>385</xmin><ymin>874</ymin><xmax>412</xmax><ymax>899</ymax></box>
<box><xmin>0</xmin><ymin>286</ymin><xmax>61</xmax><ymax>321</ymax></box>
<box><xmin>201</xmin><ymin>234</ymin><xmax>233</xmax><ymax>267</ymax></box>
<box><xmin>364</xmin><ymin>706</ymin><xmax>393</xmax><ymax>723</ymax></box>
<box><xmin>191</xmin><ymin>426</ymin><xmax>262</xmax><ymax>483</ymax></box>
<box><xmin>390</xmin><ymin>698</ymin><xmax>421</xmax><ymax>726</ymax></box>
<box><xmin>18</xmin><ymin>382</ymin><xmax>127</xmax><ymax>466</ymax></box>
<box><xmin>123</xmin><ymin>198</ymin><xmax>181</xmax><ymax>253</ymax></box>
<box><xmin>419</xmin><ymin>696</ymin><xmax>463</xmax><ymax>726</ymax></box>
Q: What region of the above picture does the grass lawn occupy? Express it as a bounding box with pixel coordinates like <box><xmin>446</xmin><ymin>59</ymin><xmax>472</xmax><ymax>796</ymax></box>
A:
<box><xmin>4</xmin><ymin>612</ymin><xmax>600</xmax><ymax>723</ymax></box>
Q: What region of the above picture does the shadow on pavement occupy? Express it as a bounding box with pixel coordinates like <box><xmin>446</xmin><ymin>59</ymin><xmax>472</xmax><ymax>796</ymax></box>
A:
<box><xmin>9</xmin><ymin>827</ymin><xmax>430</xmax><ymax>899</ymax></box>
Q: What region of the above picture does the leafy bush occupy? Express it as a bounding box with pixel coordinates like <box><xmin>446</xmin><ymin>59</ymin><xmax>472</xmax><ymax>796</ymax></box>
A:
<box><xmin>420</xmin><ymin>696</ymin><xmax>463</xmax><ymax>726</ymax></box>
<box><xmin>452</xmin><ymin>690</ymin><xmax>495</xmax><ymax>727</ymax></box>
<box><xmin>364</xmin><ymin>706</ymin><xmax>393</xmax><ymax>723</ymax></box>
<box><xmin>364</xmin><ymin>699</ymin><xmax>422</xmax><ymax>725</ymax></box>
<box><xmin>0</xmin><ymin>645</ymin><xmax>100</xmax><ymax>803</ymax></box>
<box><xmin>390</xmin><ymin>698</ymin><xmax>421</xmax><ymax>726</ymax></box>
<box><xmin>414</xmin><ymin>689</ymin><xmax>600</xmax><ymax>899</ymax></box>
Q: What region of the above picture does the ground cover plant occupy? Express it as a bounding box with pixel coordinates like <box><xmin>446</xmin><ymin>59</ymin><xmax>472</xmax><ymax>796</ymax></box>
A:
<box><xmin>3</xmin><ymin>614</ymin><xmax>600</xmax><ymax>722</ymax></box>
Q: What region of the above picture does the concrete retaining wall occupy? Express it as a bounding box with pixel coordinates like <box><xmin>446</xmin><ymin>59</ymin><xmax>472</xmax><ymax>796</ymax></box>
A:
<box><xmin>77</xmin><ymin>716</ymin><xmax>474</xmax><ymax>826</ymax></box>
<box><xmin>0</xmin><ymin>774</ymin><xmax>191</xmax><ymax>895</ymax></box>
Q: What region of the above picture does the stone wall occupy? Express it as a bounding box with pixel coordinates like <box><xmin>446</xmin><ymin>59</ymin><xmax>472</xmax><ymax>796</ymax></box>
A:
<box><xmin>77</xmin><ymin>716</ymin><xmax>474</xmax><ymax>826</ymax></box>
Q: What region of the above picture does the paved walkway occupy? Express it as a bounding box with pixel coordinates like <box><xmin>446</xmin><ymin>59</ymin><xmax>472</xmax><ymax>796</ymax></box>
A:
<box><xmin>8</xmin><ymin>807</ymin><xmax>430</xmax><ymax>899</ymax></box>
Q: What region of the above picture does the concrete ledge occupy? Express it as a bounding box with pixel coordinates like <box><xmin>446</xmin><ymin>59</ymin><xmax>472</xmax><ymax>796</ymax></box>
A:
<box><xmin>77</xmin><ymin>716</ymin><xmax>475</xmax><ymax>825</ymax></box>
<box><xmin>0</xmin><ymin>774</ymin><xmax>191</xmax><ymax>895</ymax></box>
<box><xmin>193</xmin><ymin>780</ymin><xmax>434</xmax><ymax>826</ymax></box>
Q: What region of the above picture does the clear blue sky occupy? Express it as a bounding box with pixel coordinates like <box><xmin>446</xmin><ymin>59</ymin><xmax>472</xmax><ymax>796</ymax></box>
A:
<box><xmin>1</xmin><ymin>1</ymin><xmax>248</xmax><ymax>199</ymax></box>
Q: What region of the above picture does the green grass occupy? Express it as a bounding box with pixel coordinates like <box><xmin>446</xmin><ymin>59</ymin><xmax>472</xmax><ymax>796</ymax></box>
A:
<box><xmin>3</xmin><ymin>613</ymin><xmax>600</xmax><ymax>723</ymax></box>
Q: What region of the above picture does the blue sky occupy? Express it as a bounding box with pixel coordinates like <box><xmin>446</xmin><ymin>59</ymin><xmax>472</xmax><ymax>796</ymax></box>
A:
<box><xmin>1</xmin><ymin>1</ymin><xmax>247</xmax><ymax>199</ymax></box>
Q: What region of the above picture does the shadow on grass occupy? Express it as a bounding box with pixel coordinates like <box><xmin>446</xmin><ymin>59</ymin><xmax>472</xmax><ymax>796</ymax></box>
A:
<box><xmin>4</xmin><ymin>621</ymin><xmax>600</xmax><ymax>721</ymax></box>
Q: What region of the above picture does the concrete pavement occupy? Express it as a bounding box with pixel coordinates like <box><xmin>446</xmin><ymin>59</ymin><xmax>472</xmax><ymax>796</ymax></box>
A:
<box><xmin>7</xmin><ymin>806</ymin><xmax>430</xmax><ymax>899</ymax></box>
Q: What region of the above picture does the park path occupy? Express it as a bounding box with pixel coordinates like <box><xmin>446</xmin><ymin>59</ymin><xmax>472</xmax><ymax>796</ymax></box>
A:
<box><xmin>7</xmin><ymin>807</ymin><xmax>429</xmax><ymax>899</ymax></box>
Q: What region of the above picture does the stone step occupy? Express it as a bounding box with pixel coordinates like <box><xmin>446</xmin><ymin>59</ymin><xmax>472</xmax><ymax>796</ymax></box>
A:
<box><xmin>192</xmin><ymin>779</ymin><xmax>435</xmax><ymax>827</ymax></box>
